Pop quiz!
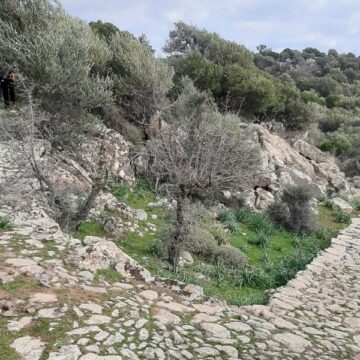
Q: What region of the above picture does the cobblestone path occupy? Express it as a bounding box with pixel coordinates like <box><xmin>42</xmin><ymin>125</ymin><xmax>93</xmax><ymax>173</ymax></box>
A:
<box><xmin>0</xmin><ymin>206</ymin><xmax>359</xmax><ymax>359</ymax></box>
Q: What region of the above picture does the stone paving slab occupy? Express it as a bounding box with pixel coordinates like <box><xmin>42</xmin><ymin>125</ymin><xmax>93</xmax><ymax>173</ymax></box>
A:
<box><xmin>1</xmin><ymin>208</ymin><xmax>360</xmax><ymax>359</ymax></box>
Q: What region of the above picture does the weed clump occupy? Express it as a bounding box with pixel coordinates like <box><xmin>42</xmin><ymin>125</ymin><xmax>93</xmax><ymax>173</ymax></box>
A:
<box><xmin>0</xmin><ymin>216</ymin><xmax>12</xmax><ymax>231</ymax></box>
<box><xmin>268</xmin><ymin>185</ymin><xmax>319</xmax><ymax>234</ymax></box>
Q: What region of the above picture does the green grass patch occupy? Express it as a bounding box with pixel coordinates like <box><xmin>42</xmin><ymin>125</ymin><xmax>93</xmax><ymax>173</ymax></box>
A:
<box><xmin>95</xmin><ymin>268</ymin><xmax>124</xmax><ymax>283</ymax></box>
<box><xmin>2</xmin><ymin>277</ymin><xmax>39</xmax><ymax>292</ymax></box>
<box><xmin>77</xmin><ymin>221</ymin><xmax>107</xmax><ymax>241</ymax></box>
<box><xmin>0</xmin><ymin>216</ymin><xmax>12</xmax><ymax>231</ymax></box>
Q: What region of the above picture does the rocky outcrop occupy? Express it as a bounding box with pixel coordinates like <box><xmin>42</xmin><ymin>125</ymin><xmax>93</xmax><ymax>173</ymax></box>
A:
<box><xmin>240</xmin><ymin>125</ymin><xmax>352</xmax><ymax>210</ymax></box>
<box><xmin>81</xmin><ymin>236</ymin><xmax>153</xmax><ymax>283</ymax></box>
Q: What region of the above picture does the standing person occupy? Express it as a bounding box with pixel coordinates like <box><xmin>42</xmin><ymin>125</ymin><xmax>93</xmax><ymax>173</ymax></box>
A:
<box><xmin>0</xmin><ymin>64</ymin><xmax>10</xmax><ymax>108</ymax></box>
<box><xmin>8</xmin><ymin>66</ymin><xmax>16</xmax><ymax>107</ymax></box>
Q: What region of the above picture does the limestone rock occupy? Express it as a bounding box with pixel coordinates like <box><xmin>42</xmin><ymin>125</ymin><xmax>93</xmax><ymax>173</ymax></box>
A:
<box><xmin>200</xmin><ymin>323</ymin><xmax>231</xmax><ymax>338</ymax></box>
<box><xmin>11</xmin><ymin>336</ymin><xmax>45</xmax><ymax>360</ymax></box>
<box><xmin>273</xmin><ymin>333</ymin><xmax>311</xmax><ymax>353</ymax></box>
<box><xmin>331</xmin><ymin>197</ymin><xmax>353</xmax><ymax>214</ymax></box>
<box><xmin>82</xmin><ymin>237</ymin><xmax>153</xmax><ymax>282</ymax></box>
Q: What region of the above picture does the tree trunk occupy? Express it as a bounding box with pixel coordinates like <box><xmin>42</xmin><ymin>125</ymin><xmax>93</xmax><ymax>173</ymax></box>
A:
<box><xmin>169</xmin><ymin>185</ymin><xmax>189</xmax><ymax>272</ymax></box>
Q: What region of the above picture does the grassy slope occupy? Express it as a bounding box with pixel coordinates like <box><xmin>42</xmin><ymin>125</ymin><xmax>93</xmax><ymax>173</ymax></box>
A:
<box><xmin>78</xmin><ymin>182</ymin><xmax>351</xmax><ymax>306</ymax></box>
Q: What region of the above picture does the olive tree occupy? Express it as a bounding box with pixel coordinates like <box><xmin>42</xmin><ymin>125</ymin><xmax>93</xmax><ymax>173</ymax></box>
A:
<box><xmin>110</xmin><ymin>32</ymin><xmax>174</xmax><ymax>125</ymax></box>
<box><xmin>0</xmin><ymin>0</ymin><xmax>112</xmax><ymax>140</ymax></box>
<box><xmin>145</xmin><ymin>79</ymin><xmax>260</xmax><ymax>270</ymax></box>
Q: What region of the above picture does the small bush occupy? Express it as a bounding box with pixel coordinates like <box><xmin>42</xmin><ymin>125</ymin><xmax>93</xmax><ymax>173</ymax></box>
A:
<box><xmin>223</xmin><ymin>221</ymin><xmax>240</xmax><ymax>234</ymax></box>
<box><xmin>185</xmin><ymin>227</ymin><xmax>218</xmax><ymax>257</ymax></box>
<box><xmin>247</xmin><ymin>212</ymin><xmax>274</xmax><ymax>235</ymax></box>
<box><xmin>0</xmin><ymin>216</ymin><xmax>12</xmax><ymax>231</ymax></box>
<box><xmin>109</xmin><ymin>182</ymin><xmax>130</xmax><ymax>202</ymax></box>
<box><xmin>273</xmin><ymin>247</ymin><xmax>318</xmax><ymax>287</ymax></box>
<box><xmin>319</xmin><ymin>197</ymin><xmax>333</xmax><ymax>208</ymax></box>
<box><xmin>315</xmin><ymin>226</ymin><xmax>338</xmax><ymax>242</ymax></box>
<box><xmin>122</xmin><ymin>121</ymin><xmax>143</xmax><ymax>144</ymax></box>
<box><xmin>351</xmin><ymin>199</ymin><xmax>360</xmax><ymax>212</ymax></box>
<box><xmin>267</xmin><ymin>201</ymin><xmax>289</xmax><ymax>229</ymax></box>
<box><xmin>239</xmin><ymin>267</ymin><xmax>274</xmax><ymax>289</ymax></box>
<box><xmin>208</xmin><ymin>225</ymin><xmax>230</xmax><ymax>245</ymax></box>
<box><xmin>248</xmin><ymin>230</ymin><xmax>270</xmax><ymax>248</ymax></box>
<box><xmin>269</xmin><ymin>185</ymin><xmax>319</xmax><ymax>234</ymax></box>
<box><xmin>212</xmin><ymin>245</ymin><xmax>247</xmax><ymax>269</ymax></box>
<box><xmin>234</xmin><ymin>208</ymin><xmax>252</xmax><ymax>222</ymax></box>
<box><xmin>217</xmin><ymin>210</ymin><xmax>236</xmax><ymax>223</ymax></box>
<box><xmin>332</xmin><ymin>208</ymin><xmax>351</xmax><ymax>224</ymax></box>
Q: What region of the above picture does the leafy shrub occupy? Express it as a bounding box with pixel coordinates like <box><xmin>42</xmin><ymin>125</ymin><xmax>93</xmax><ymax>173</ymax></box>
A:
<box><xmin>234</xmin><ymin>208</ymin><xmax>252</xmax><ymax>222</ymax></box>
<box><xmin>246</xmin><ymin>211</ymin><xmax>274</xmax><ymax>235</ymax></box>
<box><xmin>212</xmin><ymin>245</ymin><xmax>247</xmax><ymax>269</ymax></box>
<box><xmin>267</xmin><ymin>201</ymin><xmax>290</xmax><ymax>229</ymax></box>
<box><xmin>109</xmin><ymin>182</ymin><xmax>130</xmax><ymax>202</ymax></box>
<box><xmin>332</xmin><ymin>208</ymin><xmax>351</xmax><ymax>224</ymax></box>
<box><xmin>248</xmin><ymin>230</ymin><xmax>270</xmax><ymax>248</ymax></box>
<box><xmin>110</xmin><ymin>31</ymin><xmax>173</xmax><ymax>123</ymax></box>
<box><xmin>239</xmin><ymin>267</ymin><xmax>274</xmax><ymax>289</ymax></box>
<box><xmin>223</xmin><ymin>221</ymin><xmax>240</xmax><ymax>234</ymax></box>
<box><xmin>269</xmin><ymin>185</ymin><xmax>319</xmax><ymax>234</ymax></box>
<box><xmin>319</xmin><ymin>116</ymin><xmax>341</xmax><ymax>133</ymax></box>
<box><xmin>319</xmin><ymin>133</ymin><xmax>351</xmax><ymax>156</ymax></box>
<box><xmin>208</xmin><ymin>225</ymin><xmax>230</xmax><ymax>245</ymax></box>
<box><xmin>351</xmin><ymin>198</ymin><xmax>360</xmax><ymax>211</ymax></box>
<box><xmin>185</xmin><ymin>227</ymin><xmax>218</xmax><ymax>257</ymax></box>
<box><xmin>217</xmin><ymin>210</ymin><xmax>236</xmax><ymax>223</ymax></box>
<box><xmin>0</xmin><ymin>216</ymin><xmax>12</xmax><ymax>231</ymax></box>
<box><xmin>315</xmin><ymin>226</ymin><xmax>339</xmax><ymax>242</ymax></box>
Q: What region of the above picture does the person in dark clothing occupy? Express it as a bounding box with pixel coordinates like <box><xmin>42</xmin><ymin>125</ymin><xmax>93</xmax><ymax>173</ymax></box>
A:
<box><xmin>0</xmin><ymin>64</ymin><xmax>11</xmax><ymax>108</ymax></box>
<box><xmin>1</xmin><ymin>78</ymin><xmax>10</xmax><ymax>108</ymax></box>
<box><xmin>0</xmin><ymin>64</ymin><xmax>15</xmax><ymax>108</ymax></box>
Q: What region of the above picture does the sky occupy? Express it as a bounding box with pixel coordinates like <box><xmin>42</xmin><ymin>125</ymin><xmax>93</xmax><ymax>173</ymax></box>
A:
<box><xmin>60</xmin><ymin>0</ymin><xmax>360</xmax><ymax>55</ymax></box>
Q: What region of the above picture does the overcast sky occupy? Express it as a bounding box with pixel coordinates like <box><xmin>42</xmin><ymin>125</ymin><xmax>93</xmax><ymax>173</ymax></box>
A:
<box><xmin>60</xmin><ymin>0</ymin><xmax>360</xmax><ymax>55</ymax></box>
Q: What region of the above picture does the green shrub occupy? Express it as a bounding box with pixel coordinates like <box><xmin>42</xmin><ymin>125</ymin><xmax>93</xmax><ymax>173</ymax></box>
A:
<box><xmin>109</xmin><ymin>182</ymin><xmax>130</xmax><ymax>202</ymax></box>
<box><xmin>184</xmin><ymin>227</ymin><xmax>218</xmax><ymax>257</ymax></box>
<box><xmin>239</xmin><ymin>267</ymin><xmax>274</xmax><ymax>289</ymax></box>
<box><xmin>332</xmin><ymin>208</ymin><xmax>351</xmax><ymax>224</ymax></box>
<box><xmin>319</xmin><ymin>197</ymin><xmax>333</xmax><ymax>208</ymax></box>
<box><xmin>248</xmin><ymin>230</ymin><xmax>270</xmax><ymax>248</ymax></box>
<box><xmin>319</xmin><ymin>133</ymin><xmax>351</xmax><ymax>156</ymax></box>
<box><xmin>319</xmin><ymin>116</ymin><xmax>341</xmax><ymax>133</ymax></box>
<box><xmin>315</xmin><ymin>226</ymin><xmax>338</xmax><ymax>242</ymax></box>
<box><xmin>269</xmin><ymin>185</ymin><xmax>319</xmax><ymax>234</ymax></box>
<box><xmin>122</xmin><ymin>121</ymin><xmax>143</xmax><ymax>144</ymax></box>
<box><xmin>0</xmin><ymin>216</ymin><xmax>12</xmax><ymax>231</ymax></box>
<box><xmin>351</xmin><ymin>199</ymin><xmax>360</xmax><ymax>211</ymax></box>
<box><xmin>217</xmin><ymin>210</ymin><xmax>236</xmax><ymax>223</ymax></box>
<box><xmin>267</xmin><ymin>201</ymin><xmax>289</xmax><ymax>229</ymax></box>
<box><xmin>273</xmin><ymin>247</ymin><xmax>318</xmax><ymax>286</ymax></box>
<box><xmin>246</xmin><ymin>211</ymin><xmax>274</xmax><ymax>235</ymax></box>
<box><xmin>223</xmin><ymin>221</ymin><xmax>240</xmax><ymax>234</ymax></box>
<box><xmin>208</xmin><ymin>225</ymin><xmax>230</xmax><ymax>245</ymax></box>
<box><xmin>233</xmin><ymin>208</ymin><xmax>252</xmax><ymax>222</ymax></box>
<box><xmin>0</xmin><ymin>0</ymin><xmax>112</xmax><ymax>131</ymax></box>
<box><xmin>212</xmin><ymin>245</ymin><xmax>247</xmax><ymax>269</ymax></box>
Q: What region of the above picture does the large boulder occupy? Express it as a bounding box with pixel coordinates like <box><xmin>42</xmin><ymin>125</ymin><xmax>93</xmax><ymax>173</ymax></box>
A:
<box><xmin>246</xmin><ymin>125</ymin><xmax>352</xmax><ymax>209</ymax></box>
<box><xmin>81</xmin><ymin>236</ymin><xmax>153</xmax><ymax>283</ymax></box>
<box><xmin>331</xmin><ymin>198</ymin><xmax>353</xmax><ymax>214</ymax></box>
